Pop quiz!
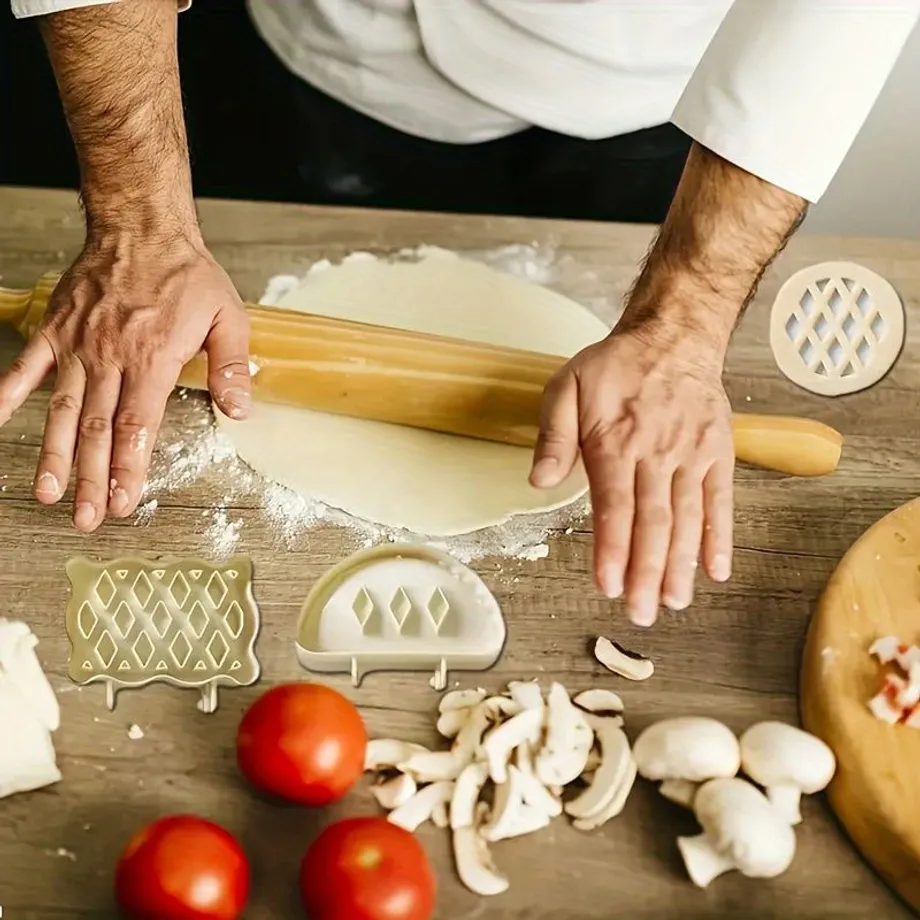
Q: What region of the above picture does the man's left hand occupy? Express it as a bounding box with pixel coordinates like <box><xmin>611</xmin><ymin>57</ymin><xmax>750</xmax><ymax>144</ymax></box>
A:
<box><xmin>529</xmin><ymin>325</ymin><xmax>734</xmax><ymax>626</ymax></box>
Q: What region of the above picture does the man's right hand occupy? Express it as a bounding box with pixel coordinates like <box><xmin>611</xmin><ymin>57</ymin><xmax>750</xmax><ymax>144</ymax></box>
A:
<box><xmin>0</xmin><ymin>232</ymin><xmax>252</xmax><ymax>532</ymax></box>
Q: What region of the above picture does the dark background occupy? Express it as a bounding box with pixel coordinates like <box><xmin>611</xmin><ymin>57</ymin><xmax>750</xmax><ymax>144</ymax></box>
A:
<box><xmin>1</xmin><ymin>0</ymin><xmax>291</xmax><ymax>198</ymax></box>
<box><xmin>0</xmin><ymin>0</ymin><xmax>689</xmax><ymax>222</ymax></box>
<box><xmin>2</xmin><ymin>0</ymin><xmax>80</xmax><ymax>190</ymax></box>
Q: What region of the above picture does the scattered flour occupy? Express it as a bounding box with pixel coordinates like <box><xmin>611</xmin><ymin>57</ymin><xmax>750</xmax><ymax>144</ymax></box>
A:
<box><xmin>134</xmin><ymin>499</ymin><xmax>158</xmax><ymax>526</ymax></box>
<box><xmin>137</xmin><ymin>243</ymin><xmax>594</xmax><ymax>560</ymax></box>
<box><xmin>518</xmin><ymin>543</ymin><xmax>550</xmax><ymax>562</ymax></box>
<box><xmin>205</xmin><ymin>504</ymin><xmax>243</xmax><ymax>557</ymax></box>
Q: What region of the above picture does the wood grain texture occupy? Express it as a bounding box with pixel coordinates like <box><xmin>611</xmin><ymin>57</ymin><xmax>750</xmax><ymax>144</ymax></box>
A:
<box><xmin>801</xmin><ymin>497</ymin><xmax>920</xmax><ymax>913</ymax></box>
<box><xmin>1</xmin><ymin>186</ymin><xmax>920</xmax><ymax>919</ymax></box>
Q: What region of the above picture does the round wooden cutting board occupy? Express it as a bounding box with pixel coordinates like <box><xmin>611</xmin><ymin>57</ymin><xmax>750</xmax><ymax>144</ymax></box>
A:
<box><xmin>801</xmin><ymin>497</ymin><xmax>920</xmax><ymax>913</ymax></box>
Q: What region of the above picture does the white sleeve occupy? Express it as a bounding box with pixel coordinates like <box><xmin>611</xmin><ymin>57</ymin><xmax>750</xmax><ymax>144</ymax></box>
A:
<box><xmin>671</xmin><ymin>0</ymin><xmax>920</xmax><ymax>203</ymax></box>
<box><xmin>12</xmin><ymin>0</ymin><xmax>190</xmax><ymax>17</ymax></box>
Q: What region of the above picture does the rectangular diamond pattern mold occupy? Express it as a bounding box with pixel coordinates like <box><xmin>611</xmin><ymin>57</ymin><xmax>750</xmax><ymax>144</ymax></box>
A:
<box><xmin>65</xmin><ymin>556</ymin><xmax>261</xmax><ymax>712</ymax></box>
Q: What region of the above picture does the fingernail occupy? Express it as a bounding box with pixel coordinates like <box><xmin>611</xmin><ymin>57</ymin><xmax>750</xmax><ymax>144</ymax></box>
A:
<box><xmin>711</xmin><ymin>554</ymin><xmax>731</xmax><ymax>582</ymax></box>
<box><xmin>34</xmin><ymin>471</ymin><xmax>61</xmax><ymax>499</ymax></box>
<box><xmin>529</xmin><ymin>457</ymin><xmax>559</xmax><ymax>488</ymax></box>
<box><xmin>600</xmin><ymin>564</ymin><xmax>623</xmax><ymax>599</ymax></box>
<box><xmin>221</xmin><ymin>387</ymin><xmax>251</xmax><ymax>419</ymax></box>
<box><xmin>629</xmin><ymin>594</ymin><xmax>658</xmax><ymax>628</ymax></box>
<box><xmin>663</xmin><ymin>593</ymin><xmax>689</xmax><ymax>612</ymax></box>
<box><xmin>74</xmin><ymin>502</ymin><xmax>96</xmax><ymax>530</ymax></box>
<box><xmin>109</xmin><ymin>487</ymin><xmax>130</xmax><ymax>516</ymax></box>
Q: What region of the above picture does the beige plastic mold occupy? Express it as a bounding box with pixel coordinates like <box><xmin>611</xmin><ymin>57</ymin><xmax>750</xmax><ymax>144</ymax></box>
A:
<box><xmin>770</xmin><ymin>261</ymin><xmax>904</xmax><ymax>396</ymax></box>
<box><xmin>65</xmin><ymin>556</ymin><xmax>261</xmax><ymax>712</ymax></box>
<box><xmin>296</xmin><ymin>544</ymin><xmax>506</xmax><ymax>690</ymax></box>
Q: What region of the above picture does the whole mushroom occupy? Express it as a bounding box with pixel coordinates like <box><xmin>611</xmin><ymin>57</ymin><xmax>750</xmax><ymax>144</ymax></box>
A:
<box><xmin>633</xmin><ymin>717</ymin><xmax>741</xmax><ymax>789</ymax></box>
<box><xmin>739</xmin><ymin>721</ymin><xmax>836</xmax><ymax>825</ymax></box>
<box><xmin>677</xmin><ymin>777</ymin><xmax>797</xmax><ymax>887</ymax></box>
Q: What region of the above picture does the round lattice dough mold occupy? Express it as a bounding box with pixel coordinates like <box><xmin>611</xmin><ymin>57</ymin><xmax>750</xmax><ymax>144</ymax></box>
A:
<box><xmin>770</xmin><ymin>261</ymin><xmax>904</xmax><ymax>397</ymax></box>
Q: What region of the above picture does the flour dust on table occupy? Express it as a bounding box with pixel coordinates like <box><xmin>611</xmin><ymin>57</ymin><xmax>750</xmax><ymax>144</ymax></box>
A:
<box><xmin>138</xmin><ymin>398</ymin><xmax>589</xmax><ymax>562</ymax></box>
<box><xmin>214</xmin><ymin>246</ymin><xmax>609</xmax><ymax>537</ymax></box>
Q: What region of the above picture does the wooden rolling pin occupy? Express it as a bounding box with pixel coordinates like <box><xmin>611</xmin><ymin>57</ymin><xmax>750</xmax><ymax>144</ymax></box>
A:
<box><xmin>0</xmin><ymin>272</ymin><xmax>843</xmax><ymax>476</ymax></box>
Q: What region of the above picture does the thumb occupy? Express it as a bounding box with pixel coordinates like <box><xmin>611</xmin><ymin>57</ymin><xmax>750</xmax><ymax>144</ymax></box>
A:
<box><xmin>205</xmin><ymin>307</ymin><xmax>252</xmax><ymax>420</ymax></box>
<box><xmin>529</xmin><ymin>370</ymin><xmax>580</xmax><ymax>489</ymax></box>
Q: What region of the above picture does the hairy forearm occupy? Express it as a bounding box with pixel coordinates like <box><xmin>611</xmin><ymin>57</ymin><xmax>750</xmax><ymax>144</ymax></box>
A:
<box><xmin>40</xmin><ymin>0</ymin><xmax>197</xmax><ymax>239</ymax></box>
<box><xmin>622</xmin><ymin>142</ymin><xmax>807</xmax><ymax>354</ymax></box>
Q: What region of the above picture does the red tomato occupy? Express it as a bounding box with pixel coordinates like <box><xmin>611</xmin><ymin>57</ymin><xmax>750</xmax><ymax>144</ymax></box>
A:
<box><xmin>114</xmin><ymin>815</ymin><xmax>249</xmax><ymax>920</ymax></box>
<box><xmin>236</xmin><ymin>683</ymin><xmax>367</xmax><ymax>806</ymax></box>
<box><xmin>299</xmin><ymin>817</ymin><xmax>436</xmax><ymax>920</ymax></box>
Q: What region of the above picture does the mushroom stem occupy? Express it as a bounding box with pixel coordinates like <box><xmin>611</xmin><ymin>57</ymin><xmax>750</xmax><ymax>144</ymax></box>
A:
<box><xmin>765</xmin><ymin>784</ymin><xmax>803</xmax><ymax>825</ymax></box>
<box><xmin>677</xmin><ymin>834</ymin><xmax>736</xmax><ymax>888</ymax></box>
<box><xmin>659</xmin><ymin>779</ymin><xmax>698</xmax><ymax>809</ymax></box>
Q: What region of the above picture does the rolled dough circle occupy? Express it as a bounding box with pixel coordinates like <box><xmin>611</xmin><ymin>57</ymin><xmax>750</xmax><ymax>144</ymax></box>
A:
<box><xmin>216</xmin><ymin>248</ymin><xmax>609</xmax><ymax>536</ymax></box>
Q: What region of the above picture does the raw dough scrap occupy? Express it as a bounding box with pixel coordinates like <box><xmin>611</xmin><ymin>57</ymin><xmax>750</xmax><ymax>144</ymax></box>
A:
<box><xmin>216</xmin><ymin>248</ymin><xmax>608</xmax><ymax>536</ymax></box>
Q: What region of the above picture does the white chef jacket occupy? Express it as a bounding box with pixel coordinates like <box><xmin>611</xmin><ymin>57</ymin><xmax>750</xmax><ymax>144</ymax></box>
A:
<box><xmin>11</xmin><ymin>0</ymin><xmax>920</xmax><ymax>203</ymax></box>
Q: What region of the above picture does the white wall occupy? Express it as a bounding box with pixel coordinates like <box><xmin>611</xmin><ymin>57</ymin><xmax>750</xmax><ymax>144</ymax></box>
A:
<box><xmin>803</xmin><ymin>23</ymin><xmax>920</xmax><ymax>239</ymax></box>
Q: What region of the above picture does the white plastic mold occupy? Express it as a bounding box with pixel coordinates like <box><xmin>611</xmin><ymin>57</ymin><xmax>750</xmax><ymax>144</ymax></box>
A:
<box><xmin>769</xmin><ymin>260</ymin><xmax>904</xmax><ymax>396</ymax></box>
<box><xmin>295</xmin><ymin>544</ymin><xmax>506</xmax><ymax>689</ymax></box>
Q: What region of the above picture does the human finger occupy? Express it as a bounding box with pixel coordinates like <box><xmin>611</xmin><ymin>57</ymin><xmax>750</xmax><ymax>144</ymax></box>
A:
<box><xmin>624</xmin><ymin>459</ymin><xmax>674</xmax><ymax>627</ymax></box>
<box><xmin>205</xmin><ymin>307</ymin><xmax>252</xmax><ymax>420</ymax></box>
<box><xmin>661</xmin><ymin>465</ymin><xmax>705</xmax><ymax>611</ymax></box>
<box><xmin>702</xmin><ymin>456</ymin><xmax>735</xmax><ymax>583</ymax></box>
<box><xmin>107</xmin><ymin>367</ymin><xmax>173</xmax><ymax>517</ymax></box>
<box><xmin>0</xmin><ymin>334</ymin><xmax>56</xmax><ymax>426</ymax></box>
<box><xmin>72</xmin><ymin>369</ymin><xmax>122</xmax><ymax>532</ymax></box>
<box><xmin>530</xmin><ymin>371</ymin><xmax>580</xmax><ymax>489</ymax></box>
<box><xmin>34</xmin><ymin>359</ymin><xmax>87</xmax><ymax>504</ymax></box>
<box><xmin>582</xmin><ymin>434</ymin><xmax>636</xmax><ymax>600</ymax></box>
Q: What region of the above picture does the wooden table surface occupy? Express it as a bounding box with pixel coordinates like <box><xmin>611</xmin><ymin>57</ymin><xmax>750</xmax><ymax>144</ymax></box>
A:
<box><xmin>1</xmin><ymin>186</ymin><xmax>919</xmax><ymax>920</ymax></box>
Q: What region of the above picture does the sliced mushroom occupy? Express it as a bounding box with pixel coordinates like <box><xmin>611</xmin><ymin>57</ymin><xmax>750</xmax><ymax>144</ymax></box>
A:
<box><xmin>431</xmin><ymin>799</ymin><xmax>449</xmax><ymax>829</ymax></box>
<box><xmin>583</xmin><ymin>748</ymin><xmax>602</xmax><ymax>774</ymax></box>
<box><xmin>453</xmin><ymin>826</ymin><xmax>509</xmax><ymax>897</ymax></box>
<box><xmin>572</xmin><ymin>752</ymin><xmax>637</xmax><ymax>831</ymax></box>
<box><xmin>507</xmin><ymin>680</ymin><xmax>545</xmax><ymax>712</ymax></box>
<box><xmin>573</xmin><ymin>688</ymin><xmax>625</xmax><ymax>715</ymax></box>
<box><xmin>659</xmin><ymin>778</ymin><xmax>698</xmax><ymax>809</ymax></box>
<box><xmin>534</xmin><ymin>683</ymin><xmax>583</xmax><ymax>786</ymax></box>
<box><xmin>594</xmin><ymin>636</ymin><xmax>654</xmax><ymax>681</ymax></box>
<box><xmin>481</xmin><ymin>708</ymin><xmax>543</xmax><ymax>784</ymax></box>
<box><xmin>364</xmin><ymin>739</ymin><xmax>429</xmax><ymax>771</ymax></box>
<box><xmin>564</xmin><ymin>711</ymin><xmax>596</xmax><ymax>785</ymax></box>
<box><xmin>451</xmin><ymin>702</ymin><xmax>495</xmax><ymax>763</ymax></box>
<box><xmin>494</xmin><ymin>802</ymin><xmax>552</xmax><ymax>840</ymax></box>
<box><xmin>398</xmin><ymin>750</ymin><xmax>465</xmax><ymax>783</ymax></box>
<box><xmin>450</xmin><ymin>762</ymin><xmax>491</xmax><ymax>829</ymax></box>
<box><xmin>565</xmin><ymin>717</ymin><xmax>631</xmax><ymax>820</ymax></box>
<box><xmin>439</xmin><ymin>688</ymin><xmax>487</xmax><ymax>713</ymax></box>
<box><xmin>480</xmin><ymin>765</ymin><xmax>526</xmax><ymax>842</ymax></box>
<box><xmin>371</xmin><ymin>773</ymin><xmax>417</xmax><ymax>811</ymax></box>
<box><xmin>388</xmin><ymin>780</ymin><xmax>453</xmax><ymax>832</ymax></box>
<box><xmin>514</xmin><ymin>742</ymin><xmax>562</xmax><ymax>818</ymax></box>
<box><xmin>437</xmin><ymin>707</ymin><xmax>471</xmax><ymax>738</ymax></box>
<box><xmin>482</xmin><ymin>695</ymin><xmax>522</xmax><ymax>720</ymax></box>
